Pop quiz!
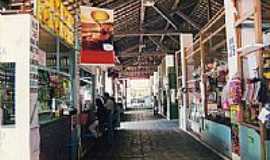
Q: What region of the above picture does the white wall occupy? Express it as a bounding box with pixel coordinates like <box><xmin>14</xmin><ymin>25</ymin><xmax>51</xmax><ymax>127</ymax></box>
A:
<box><xmin>0</xmin><ymin>15</ymin><xmax>31</xmax><ymax>160</ymax></box>
<box><xmin>225</xmin><ymin>0</ymin><xmax>239</xmax><ymax>78</ymax></box>
<box><xmin>105</xmin><ymin>71</ymin><xmax>113</xmax><ymax>96</ymax></box>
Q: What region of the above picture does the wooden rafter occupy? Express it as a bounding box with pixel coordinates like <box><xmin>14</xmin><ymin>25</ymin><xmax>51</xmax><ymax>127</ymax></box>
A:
<box><xmin>152</xmin><ymin>5</ymin><xmax>178</xmax><ymax>30</ymax></box>
<box><xmin>175</xmin><ymin>11</ymin><xmax>200</xmax><ymax>30</ymax></box>
<box><xmin>139</xmin><ymin>0</ymin><xmax>145</xmax><ymax>53</ymax></box>
<box><xmin>159</xmin><ymin>0</ymin><xmax>180</xmax><ymax>44</ymax></box>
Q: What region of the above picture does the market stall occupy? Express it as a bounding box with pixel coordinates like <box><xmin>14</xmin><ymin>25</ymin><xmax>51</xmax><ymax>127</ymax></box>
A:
<box><xmin>185</xmin><ymin>44</ymin><xmax>203</xmax><ymax>135</ymax></box>
<box><xmin>0</xmin><ymin>0</ymin><xmax>78</xmax><ymax>159</ymax></box>
<box><xmin>179</xmin><ymin>7</ymin><xmax>233</xmax><ymax>158</ymax></box>
<box><xmin>225</xmin><ymin>0</ymin><xmax>270</xmax><ymax>159</ymax></box>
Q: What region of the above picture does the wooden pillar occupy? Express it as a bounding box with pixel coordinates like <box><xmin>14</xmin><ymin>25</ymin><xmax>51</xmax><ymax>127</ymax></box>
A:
<box><xmin>254</xmin><ymin>0</ymin><xmax>266</xmax><ymax>160</ymax></box>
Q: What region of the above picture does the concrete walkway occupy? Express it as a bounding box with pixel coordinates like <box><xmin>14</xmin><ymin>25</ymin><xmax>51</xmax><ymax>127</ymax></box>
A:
<box><xmin>83</xmin><ymin>109</ymin><xmax>223</xmax><ymax>160</ymax></box>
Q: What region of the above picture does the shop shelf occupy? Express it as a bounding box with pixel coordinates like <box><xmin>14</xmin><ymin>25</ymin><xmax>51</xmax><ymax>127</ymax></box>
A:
<box><xmin>37</xmin><ymin>65</ymin><xmax>71</xmax><ymax>78</ymax></box>
<box><xmin>39</xmin><ymin>23</ymin><xmax>74</xmax><ymax>50</ymax></box>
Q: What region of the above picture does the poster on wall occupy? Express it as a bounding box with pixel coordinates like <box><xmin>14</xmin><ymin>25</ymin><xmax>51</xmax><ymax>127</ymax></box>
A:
<box><xmin>80</xmin><ymin>6</ymin><xmax>115</xmax><ymax>65</ymax></box>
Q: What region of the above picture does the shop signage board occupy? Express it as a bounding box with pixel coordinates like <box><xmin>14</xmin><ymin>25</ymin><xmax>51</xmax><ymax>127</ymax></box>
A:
<box><xmin>80</xmin><ymin>6</ymin><xmax>115</xmax><ymax>65</ymax></box>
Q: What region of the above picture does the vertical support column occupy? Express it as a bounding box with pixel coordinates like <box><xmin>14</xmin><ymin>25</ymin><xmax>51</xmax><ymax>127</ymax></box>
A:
<box><xmin>200</xmin><ymin>34</ymin><xmax>207</xmax><ymax>117</ymax></box>
<box><xmin>254</xmin><ymin>1</ymin><xmax>265</xmax><ymax>160</ymax></box>
<box><xmin>56</xmin><ymin>38</ymin><xmax>60</xmax><ymax>71</ymax></box>
<box><xmin>254</xmin><ymin>0</ymin><xmax>263</xmax><ymax>72</ymax></box>
<box><xmin>124</xmin><ymin>80</ymin><xmax>128</xmax><ymax>110</ymax></box>
<box><xmin>74</xmin><ymin>4</ymin><xmax>81</xmax><ymax>159</ymax></box>
<box><xmin>225</xmin><ymin>1</ymin><xmax>241</xmax><ymax>159</ymax></box>
<box><xmin>180</xmin><ymin>34</ymin><xmax>193</xmax><ymax>130</ymax></box>
<box><xmin>165</xmin><ymin>55</ymin><xmax>176</xmax><ymax>120</ymax></box>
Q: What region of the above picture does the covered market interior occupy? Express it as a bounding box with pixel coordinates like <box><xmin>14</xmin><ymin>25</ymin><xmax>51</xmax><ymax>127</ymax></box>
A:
<box><xmin>0</xmin><ymin>0</ymin><xmax>270</xmax><ymax>160</ymax></box>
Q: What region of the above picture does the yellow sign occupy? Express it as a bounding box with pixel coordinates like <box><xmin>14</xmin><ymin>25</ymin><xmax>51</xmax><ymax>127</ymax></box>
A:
<box><xmin>36</xmin><ymin>0</ymin><xmax>75</xmax><ymax>46</ymax></box>
<box><xmin>230</xmin><ymin>104</ymin><xmax>241</xmax><ymax>123</ymax></box>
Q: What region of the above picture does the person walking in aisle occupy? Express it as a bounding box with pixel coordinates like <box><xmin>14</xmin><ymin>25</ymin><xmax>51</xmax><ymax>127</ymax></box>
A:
<box><xmin>104</xmin><ymin>92</ymin><xmax>114</xmax><ymax>145</ymax></box>
<box><xmin>96</xmin><ymin>97</ymin><xmax>106</xmax><ymax>137</ymax></box>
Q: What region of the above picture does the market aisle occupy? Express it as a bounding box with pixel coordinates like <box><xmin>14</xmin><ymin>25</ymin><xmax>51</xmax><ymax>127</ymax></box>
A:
<box><xmin>83</xmin><ymin>109</ymin><xmax>223</xmax><ymax>160</ymax></box>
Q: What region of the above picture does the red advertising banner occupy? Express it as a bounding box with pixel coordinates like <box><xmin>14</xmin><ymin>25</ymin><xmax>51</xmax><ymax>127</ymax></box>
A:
<box><xmin>80</xmin><ymin>6</ymin><xmax>115</xmax><ymax>65</ymax></box>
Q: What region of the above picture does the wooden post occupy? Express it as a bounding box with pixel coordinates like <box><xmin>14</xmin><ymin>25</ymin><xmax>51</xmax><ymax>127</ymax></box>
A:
<box><xmin>254</xmin><ymin>0</ymin><xmax>266</xmax><ymax>160</ymax></box>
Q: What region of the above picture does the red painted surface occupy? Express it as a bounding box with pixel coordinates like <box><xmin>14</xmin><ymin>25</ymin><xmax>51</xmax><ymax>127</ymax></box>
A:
<box><xmin>80</xmin><ymin>50</ymin><xmax>115</xmax><ymax>64</ymax></box>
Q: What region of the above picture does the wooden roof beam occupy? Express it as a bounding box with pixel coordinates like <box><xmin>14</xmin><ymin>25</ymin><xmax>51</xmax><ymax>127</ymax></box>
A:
<box><xmin>98</xmin><ymin>0</ymin><xmax>114</xmax><ymax>7</ymax></box>
<box><xmin>175</xmin><ymin>11</ymin><xmax>201</xmax><ymax>30</ymax></box>
<box><xmin>114</xmin><ymin>31</ymin><xmax>181</xmax><ymax>37</ymax></box>
<box><xmin>159</xmin><ymin>0</ymin><xmax>180</xmax><ymax>48</ymax></box>
<box><xmin>114</xmin><ymin>3</ymin><xmax>140</xmax><ymax>16</ymax></box>
<box><xmin>120</xmin><ymin>44</ymin><xmax>140</xmax><ymax>54</ymax></box>
<box><xmin>115</xmin><ymin>8</ymin><xmax>140</xmax><ymax>21</ymax></box>
<box><xmin>117</xmin><ymin>51</ymin><xmax>165</xmax><ymax>58</ymax></box>
<box><xmin>115</xmin><ymin>13</ymin><xmax>139</xmax><ymax>27</ymax></box>
<box><xmin>139</xmin><ymin>0</ymin><xmax>145</xmax><ymax>53</ymax></box>
<box><xmin>152</xmin><ymin>5</ymin><xmax>178</xmax><ymax>30</ymax></box>
<box><xmin>159</xmin><ymin>0</ymin><xmax>180</xmax><ymax>46</ymax></box>
<box><xmin>143</xmin><ymin>1</ymin><xmax>197</xmax><ymax>28</ymax></box>
<box><xmin>148</xmin><ymin>36</ymin><xmax>170</xmax><ymax>52</ymax></box>
<box><xmin>114</xmin><ymin>0</ymin><xmax>140</xmax><ymax>14</ymax></box>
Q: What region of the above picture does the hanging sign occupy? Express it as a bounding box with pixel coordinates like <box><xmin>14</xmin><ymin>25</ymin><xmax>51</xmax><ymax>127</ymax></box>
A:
<box><xmin>80</xmin><ymin>6</ymin><xmax>115</xmax><ymax>65</ymax></box>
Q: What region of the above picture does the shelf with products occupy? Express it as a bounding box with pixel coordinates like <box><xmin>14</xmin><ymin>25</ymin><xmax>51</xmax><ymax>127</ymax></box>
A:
<box><xmin>37</xmin><ymin>68</ymin><xmax>72</xmax><ymax>115</ymax></box>
<box><xmin>204</xmin><ymin>61</ymin><xmax>230</xmax><ymax>125</ymax></box>
<box><xmin>0</xmin><ymin>62</ymin><xmax>16</xmax><ymax>125</ymax></box>
<box><xmin>186</xmin><ymin>66</ymin><xmax>203</xmax><ymax>125</ymax></box>
<box><xmin>35</xmin><ymin>19</ymin><xmax>76</xmax><ymax>123</ymax></box>
<box><xmin>45</xmin><ymin>55</ymin><xmax>71</xmax><ymax>74</ymax></box>
<box><xmin>230</xmin><ymin>1</ymin><xmax>270</xmax><ymax>159</ymax></box>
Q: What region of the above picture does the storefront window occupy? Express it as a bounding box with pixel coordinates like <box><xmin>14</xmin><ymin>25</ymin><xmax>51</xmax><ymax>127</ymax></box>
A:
<box><xmin>0</xmin><ymin>63</ymin><xmax>16</xmax><ymax>125</ymax></box>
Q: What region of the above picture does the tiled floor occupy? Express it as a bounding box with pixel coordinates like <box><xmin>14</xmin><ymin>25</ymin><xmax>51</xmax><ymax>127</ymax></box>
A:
<box><xmin>83</xmin><ymin>108</ymin><xmax>223</xmax><ymax>160</ymax></box>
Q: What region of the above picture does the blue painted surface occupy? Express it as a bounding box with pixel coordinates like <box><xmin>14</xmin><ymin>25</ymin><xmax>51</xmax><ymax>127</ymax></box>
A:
<box><xmin>201</xmin><ymin>120</ymin><xmax>232</xmax><ymax>158</ymax></box>
<box><xmin>239</xmin><ymin>125</ymin><xmax>261</xmax><ymax>160</ymax></box>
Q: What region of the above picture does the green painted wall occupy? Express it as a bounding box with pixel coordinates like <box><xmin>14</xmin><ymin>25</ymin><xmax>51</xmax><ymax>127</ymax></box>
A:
<box><xmin>168</xmin><ymin>67</ymin><xmax>178</xmax><ymax>119</ymax></box>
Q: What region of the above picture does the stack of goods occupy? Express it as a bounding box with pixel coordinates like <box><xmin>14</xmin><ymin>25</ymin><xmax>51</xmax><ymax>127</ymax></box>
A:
<box><xmin>242</xmin><ymin>78</ymin><xmax>261</xmax><ymax>125</ymax></box>
<box><xmin>38</xmin><ymin>70</ymin><xmax>51</xmax><ymax>112</ymax></box>
<box><xmin>263</xmin><ymin>50</ymin><xmax>270</xmax><ymax>79</ymax></box>
<box><xmin>228</xmin><ymin>74</ymin><xmax>242</xmax><ymax>123</ymax></box>
<box><xmin>37</xmin><ymin>71</ymin><xmax>70</xmax><ymax>113</ymax></box>
<box><xmin>36</xmin><ymin>0</ymin><xmax>75</xmax><ymax>46</ymax></box>
<box><xmin>205</xmin><ymin>61</ymin><xmax>229</xmax><ymax>122</ymax></box>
